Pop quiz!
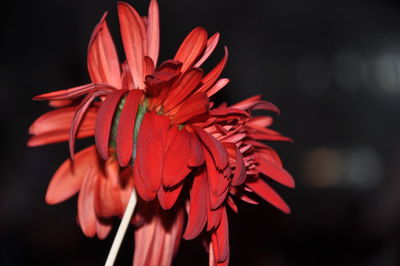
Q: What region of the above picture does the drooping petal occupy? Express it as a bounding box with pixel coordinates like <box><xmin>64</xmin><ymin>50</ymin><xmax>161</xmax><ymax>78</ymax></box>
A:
<box><xmin>94</xmin><ymin>158</ymin><xmax>123</xmax><ymax>218</ymax></box>
<box><xmin>134</xmin><ymin>111</ymin><xmax>169</xmax><ymax>197</ymax></box>
<box><xmin>207</xmin><ymin>204</ymin><xmax>223</xmax><ymax>231</ymax></box>
<box><xmin>95</xmin><ymin>89</ymin><xmax>127</xmax><ymax>160</ymax></box>
<box><xmin>183</xmin><ymin>169</ymin><xmax>208</xmax><ymax>240</ymax></box>
<box><xmin>147</xmin><ymin>0</ymin><xmax>160</xmax><ymax>65</ymax></box>
<box><xmin>118</xmin><ymin>1</ymin><xmax>147</xmax><ymax>89</ymax></box>
<box><xmin>69</xmin><ymin>89</ymin><xmax>111</xmax><ymax>158</ymax></box>
<box><xmin>45</xmin><ymin>146</ymin><xmax>98</xmax><ymax>205</ymax></box>
<box><xmin>192</xmin><ymin>126</ymin><xmax>228</xmax><ymax>170</ymax></box>
<box><xmin>174</xmin><ymin>27</ymin><xmax>208</xmax><ymax>73</ymax></box>
<box><xmin>77</xmin><ymin>166</ymin><xmax>98</xmax><ymax>237</ymax></box>
<box><xmin>133</xmin><ymin>202</ymin><xmax>184</xmax><ymax>266</ymax></box>
<box><xmin>162</xmin><ymin>126</ymin><xmax>191</xmax><ymax>187</ymax></box>
<box><xmin>87</xmin><ymin>12</ymin><xmax>121</xmax><ymax>88</ymax></box>
<box><xmin>116</xmin><ymin>89</ymin><xmax>143</xmax><ymax>166</ymax></box>
<box><xmin>187</xmin><ymin>131</ymin><xmax>205</xmax><ymax>167</ymax></box>
<box><xmin>223</xmin><ymin>143</ymin><xmax>246</xmax><ymax>186</ymax></box>
<box><xmin>211</xmin><ymin>207</ymin><xmax>229</xmax><ymax>264</ymax></box>
<box><xmin>246</xmin><ymin>177</ymin><xmax>291</xmax><ymax>214</ymax></box>
<box><xmin>157</xmin><ymin>184</ymin><xmax>183</xmax><ymax>210</ymax></box>
<box><xmin>134</xmin><ymin>163</ymin><xmax>157</xmax><ymax>201</ymax></box>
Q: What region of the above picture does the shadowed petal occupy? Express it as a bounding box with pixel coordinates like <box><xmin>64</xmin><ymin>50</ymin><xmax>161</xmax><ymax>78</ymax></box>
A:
<box><xmin>211</xmin><ymin>207</ymin><xmax>229</xmax><ymax>263</ymax></box>
<box><xmin>183</xmin><ymin>169</ymin><xmax>208</xmax><ymax>240</ymax></box>
<box><xmin>193</xmin><ymin>126</ymin><xmax>228</xmax><ymax>170</ymax></box>
<box><xmin>187</xmin><ymin>131</ymin><xmax>205</xmax><ymax>167</ymax></box>
<box><xmin>116</xmin><ymin>89</ymin><xmax>143</xmax><ymax>166</ymax></box>
<box><xmin>133</xmin><ymin>202</ymin><xmax>184</xmax><ymax>266</ymax></box>
<box><xmin>135</xmin><ymin>111</ymin><xmax>169</xmax><ymax>195</ymax></box>
<box><xmin>162</xmin><ymin>126</ymin><xmax>191</xmax><ymax>187</ymax></box>
<box><xmin>157</xmin><ymin>184</ymin><xmax>183</xmax><ymax>210</ymax></box>
<box><xmin>95</xmin><ymin>89</ymin><xmax>127</xmax><ymax>160</ymax></box>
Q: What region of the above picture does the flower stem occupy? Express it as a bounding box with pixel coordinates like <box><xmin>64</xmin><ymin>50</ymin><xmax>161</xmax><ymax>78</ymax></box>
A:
<box><xmin>105</xmin><ymin>190</ymin><xmax>137</xmax><ymax>266</ymax></box>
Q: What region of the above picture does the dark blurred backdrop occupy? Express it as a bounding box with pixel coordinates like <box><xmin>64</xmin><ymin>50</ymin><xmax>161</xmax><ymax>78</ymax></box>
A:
<box><xmin>2</xmin><ymin>0</ymin><xmax>400</xmax><ymax>265</ymax></box>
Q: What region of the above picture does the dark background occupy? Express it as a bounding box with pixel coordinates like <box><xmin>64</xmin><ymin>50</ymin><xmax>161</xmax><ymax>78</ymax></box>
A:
<box><xmin>2</xmin><ymin>0</ymin><xmax>400</xmax><ymax>265</ymax></box>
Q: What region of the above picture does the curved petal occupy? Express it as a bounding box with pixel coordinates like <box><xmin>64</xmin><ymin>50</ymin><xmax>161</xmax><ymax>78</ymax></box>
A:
<box><xmin>88</xmin><ymin>12</ymin><xmax>121</xmax><ymax>87</ymax></box>
<box><xmin>118</xmin><ymin>2</ymin><xmax>147</xmax><ymax>89</ymax></box>
<box><xmin>45</xmin><ymin>146</ymin><xmax>98</xmax><ymax>205</ymax></box>
<box><xmin>174</xmin><ymin>27</ymin><xmax>207</xmax><ymax>73</ymax></box>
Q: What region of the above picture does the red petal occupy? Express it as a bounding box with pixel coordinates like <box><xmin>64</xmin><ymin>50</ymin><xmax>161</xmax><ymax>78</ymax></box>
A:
<box><xmin>157</xmin><ymin>184</ymin><xmax>183</xmax><ymax>210</ymax></box>
<box><xmin>256</xmin><ymin>156</ymin><xmax>295</xmax><ymax>188</ymax></box>
<box><xmin>48</xmin><ymin>99</ymin><xmax>74</xmax><ymax>107</ymax></box>
<box><xmin>133</xmin><ymin>162</ymin><xmax>157</xmax><ymax>201</ymax></box>
<box><xmin>94</xmin><ymin>158</ymin><xmax>123</xmax><ymax>218</ymax></box>
<box><xmin>134</xmin><ymin>202</ymin><xmax>185</xmax><ymax>266</ymax></box>
<box><xmin>96</xmin><ymin>220</ymin><xmax>112</xmax><ymax>240</ymax></box>
<box><xmin>206</xmin><ymin>78</ymin><xmax>229</xmax><ymax>97</ymax></box>
<box><xmin>226</xmin><ymin>196</ymin><xmax>238</xmax><ymax>213</ymax></box>
<box><xmin>170</xmin><ymin>93</ymin><xmax>209</xmax><ymax>125</ymax></box>
<box><xmin>192</xmin><ymin>126</ymin><xmax>228</xmax><ymax>170</ymax></box>
<box><xmin>222</xmin><ymin>143</ymin><xmax>246</xmax><ymax>186</ymax></box>
<box><xmin>69</xmin><ymin>89</ymin><xmax>111</xmax><ymax>158</ymax></box>
<box><xmin>198</xmin><ymin>47</ymin><xmax>228</xmax><ymax>93</ymax></box>
<box><xmin>45</xmin><ymin>146</ymin><xmax>98</xmax><ymax>205</ymax></box>
<box><xmin>162</xmin><ymin>126</ymin><xmax>191</xmax><ymax>187</ymax></box>
<box><xmin>183</xmin><ymin>170</ymin><xmax>208</xmax><ymax>240</ymax></box>
<box><xmin>246</xmin><ymin>177</ymin><xmax>291</xmax><ymax>214</ymax></box>
<box><xmin>211</xmin><ymin>207</ymin><xmax>229</xmax><ymax>263</ymax></box>
<box><xmin>28</xmin><ymin>129</ymin><xmax>94</xmax><ymax>147</ymax></box>
<box><xmin>77</xmin><ymin>165</ymin><xmax>98</xmax><ymax>237</ymax></box>
<box><xmin>95</xmin><ymin>89</ymin><xmax>127</xmax><ymax>160</ymax></box>
<box><xmin>147</xmin><ymin>0</ymin><xmax>160</xmax><ymax>65</ymax></box>
<box><xmin>33</xmin><ymin>83</ymin><xmax>114</xmax><ymax>101</ymax></box>
<box><xmin>134</xmin><ymin>111</ymin><xmax>169</xmax><ymax>194</ymax></box>
<box><xmin>187</xmin><ymin>131</ymin><xmax>205</xmax><ymax>167</ymax></box>
<box><xmin>87</xmin><ymin>12</ymin><xmax>121</xmax><ymax>88</ymax></box>
<box><xmin>163</xmin><ymin>68</ymin><xmax>204</xmax><ymax>113</ymax></box>
<box><xmin>118</xmin><ymin>2</ymin><xmax>147</xmax><ymax>89</ymax></box>
<box><xmin>194</xmin><ymin>32</ymin><xmax>220</xmax><ymax>68</ymax></box>
<box><xmin>29</xmin><ymin>107</ymin><xmax>96</xmax><ymax>136</ymax></box>
<box><xmin>174</xmin><ymin>27</ymin><xmax>208</xmax><ymax>73</ymax></box>
<box><xmin>207</xmin><ymin>204</ymin><xmax>223</xmax><ymax>231</ymax></box>
<box><xmin>116</xmin><ymin>89</ymin><xmax>143</xmax><ymax>166</ymax></box>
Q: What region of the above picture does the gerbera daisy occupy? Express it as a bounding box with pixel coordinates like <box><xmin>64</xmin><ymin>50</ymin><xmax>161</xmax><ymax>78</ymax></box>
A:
<box><xmin>29</xmin><ymin>1</ymin><xmax>294</xmax><ymax>265</ymax></box>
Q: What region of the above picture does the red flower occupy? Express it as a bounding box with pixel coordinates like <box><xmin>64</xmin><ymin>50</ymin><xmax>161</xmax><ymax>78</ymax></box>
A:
<box><xmin>29</xmin><ymin>1</ymin><xmax>294</xmax><ymax>265</ymax></box>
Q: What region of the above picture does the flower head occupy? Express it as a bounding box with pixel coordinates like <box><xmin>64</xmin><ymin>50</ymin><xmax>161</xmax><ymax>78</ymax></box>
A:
<box><xmin>29</xmin><ymin>1</ymin><xmax>294</xmax><ymax>265</ymax></box>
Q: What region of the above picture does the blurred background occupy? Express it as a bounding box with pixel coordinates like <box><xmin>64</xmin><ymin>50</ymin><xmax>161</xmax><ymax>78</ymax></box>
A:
<box><xmin>1</xmin><ymin>0</ymin><xmax>400</xmax><ymax>265</ymax></box>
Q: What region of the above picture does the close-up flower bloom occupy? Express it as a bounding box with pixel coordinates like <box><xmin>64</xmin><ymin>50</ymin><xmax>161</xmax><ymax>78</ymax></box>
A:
<box><xmin>28</xmin><ymin>1</ymin><xmax>294</xmax><ymax>265</ymax></box>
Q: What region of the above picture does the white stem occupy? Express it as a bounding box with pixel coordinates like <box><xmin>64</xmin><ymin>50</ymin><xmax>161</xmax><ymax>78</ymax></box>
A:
<box><xmin>105</xmin><ymin>190</ymin><xmax>137</xmax><ymax>266</ymax></box>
